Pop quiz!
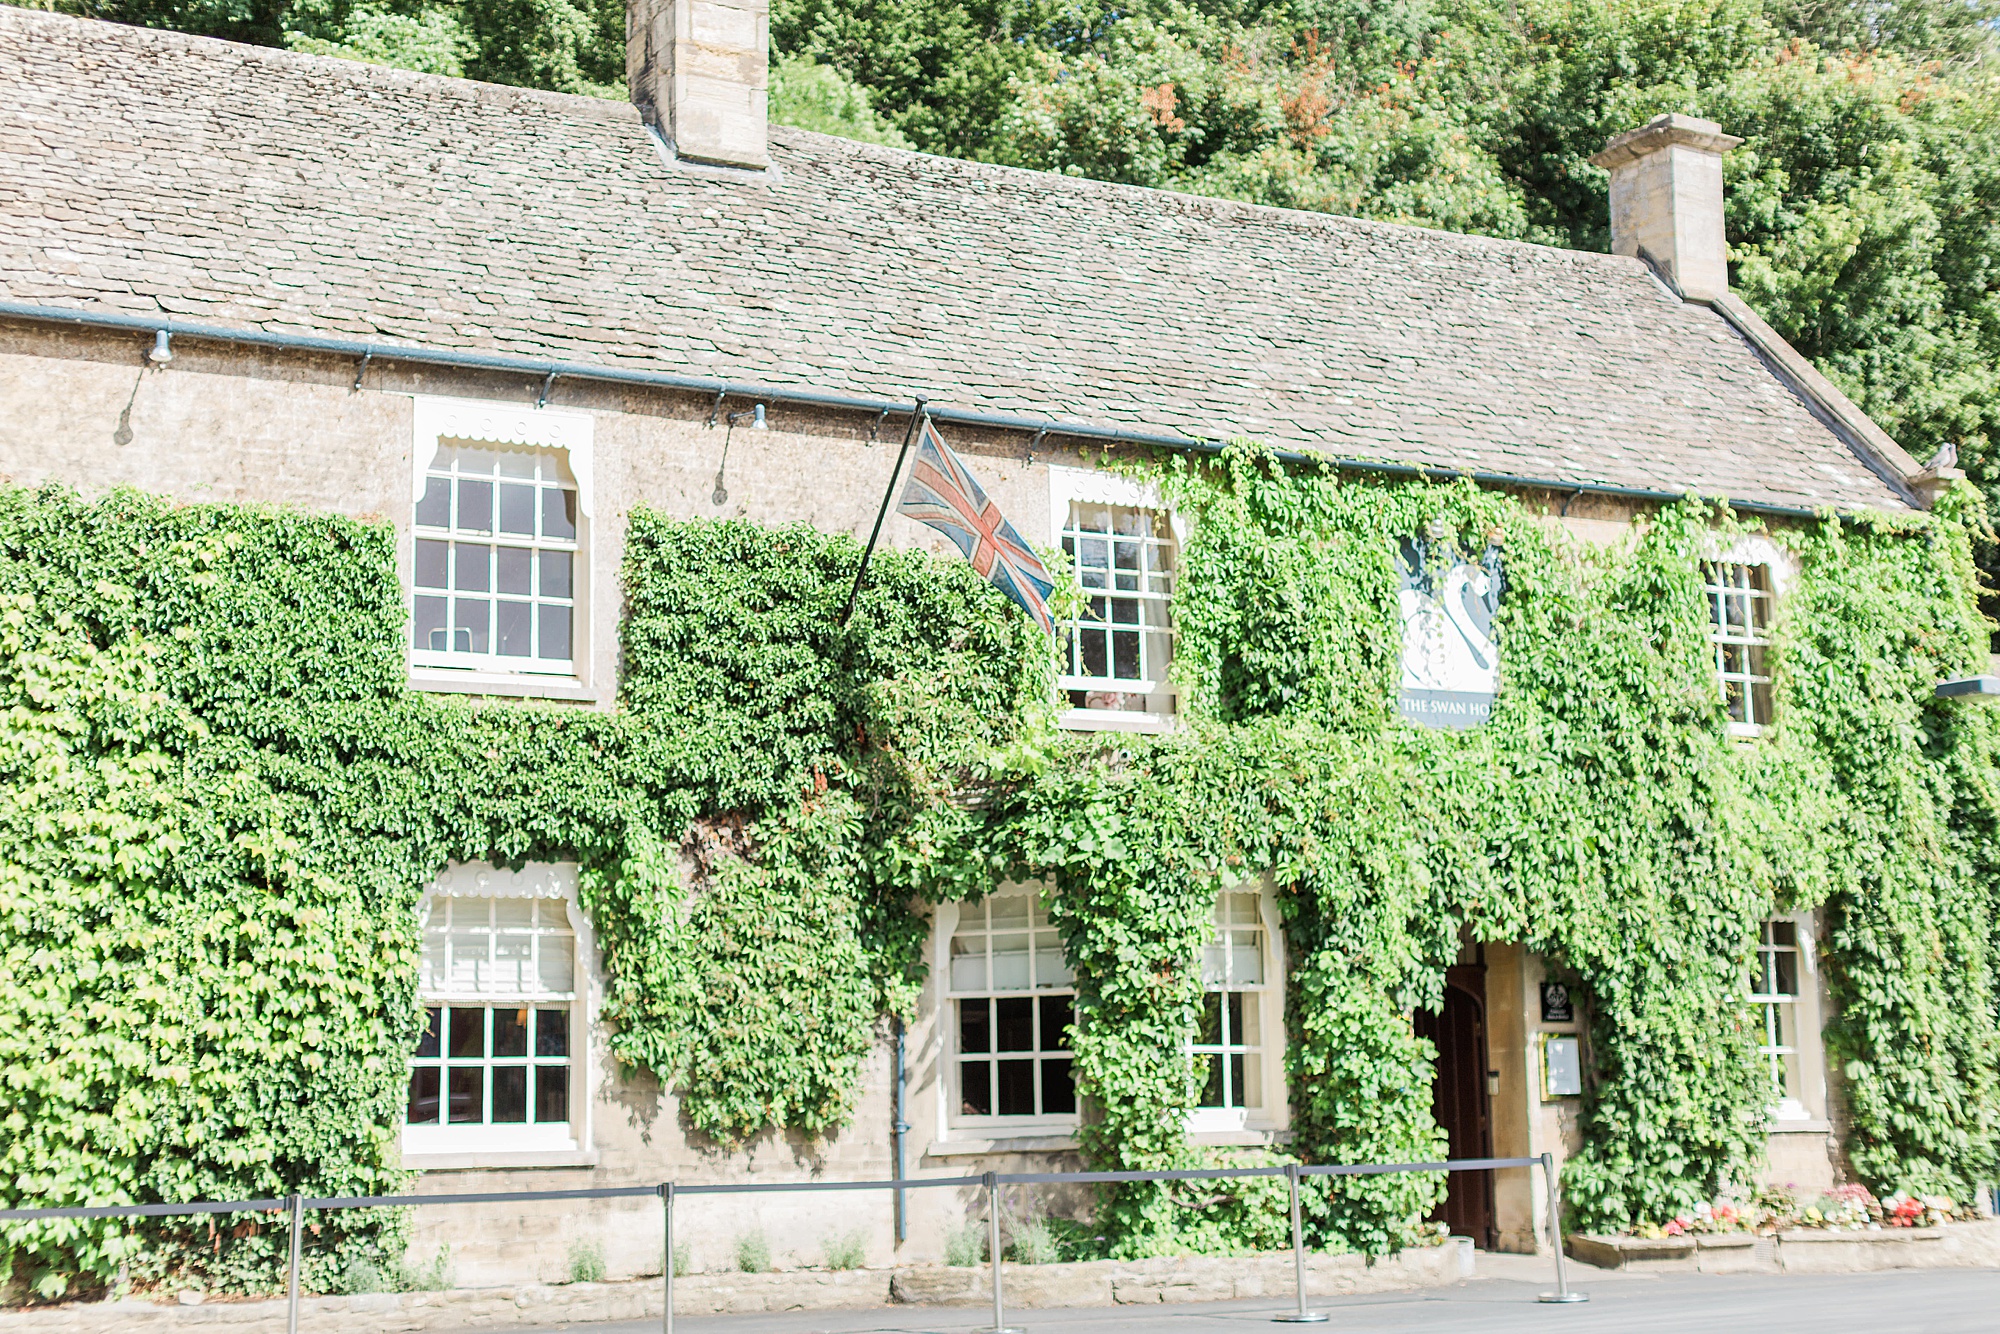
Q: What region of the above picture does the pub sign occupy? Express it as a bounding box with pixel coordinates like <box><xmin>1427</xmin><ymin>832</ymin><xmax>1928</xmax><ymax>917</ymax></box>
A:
<box><xmin>1397</xmin><ymin>534</ymin><xmax>1504</xmax><ymax>729</ymax></box>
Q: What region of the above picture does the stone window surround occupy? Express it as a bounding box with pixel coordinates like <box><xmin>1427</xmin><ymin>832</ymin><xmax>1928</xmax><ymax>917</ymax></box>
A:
<box><xmin>935</xmin><ymin>887</ymin><xmax>1079</xmax><ymax>1139</ymax></box>
<box><xmin>927</xmin><ymin>882</ymin><xmax>1290</xmax><ymax>1156</ymax></box>
<box><xmin>402</xmin><ymin>861</ymin><xmax>601</xmax><ymax>1170</ymax></box>
<box><xmin>1190</xmin><ymin>882</ymin><xmax>1291</xmax><ymax>1136</ymax></box>
<box><xmin>407</xmin><ymin>396</ymin><xmax>598</xmax><ymax>702</ymax></box>
<box><xmin>1702</xmin><ymin>533</ymin><xmax>1794</xmax><ymax>740</ymax></box>
<box><xmin>1047</xmin><ymin>465</ymin><xmax>1184</xmax><ymax>734</ymax></box>
<box><xmin>1757</xmin><ymin>909</ymin><xmax>1832</xmax><ymax>1133</ymax></box>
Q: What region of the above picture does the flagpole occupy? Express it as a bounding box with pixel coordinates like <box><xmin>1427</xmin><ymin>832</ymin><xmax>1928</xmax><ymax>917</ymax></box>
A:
<box><xmin>839</xmin><ymin>397</ymin><xmax>926</xmax><ymax>627</ymax></box>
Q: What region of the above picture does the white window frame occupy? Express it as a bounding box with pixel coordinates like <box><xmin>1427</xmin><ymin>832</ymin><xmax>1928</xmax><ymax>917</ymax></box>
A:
<box><xmin>935</xmin><ymin>887</ymin><xmax>1080</xmax><ymax>1136</ymax></box>
<box><xmin>1048</xmin><ymin>465</ymin><xmax>1183</xmax><ymax>733</ymax></box>
<box><xmin>1189</xmin><ymin>883</ymin><xmax>1289</xmax><ymax>1136</ymax></box>
<box><xmin>1750</xmin><ymin>911</ymin><xmax>1829</xmax><ymax>1128</ymax></box>
<box><xmin>408</xmin><ymin>396</ymin><xmax>595</xmax><ymax>700</ymax></box>
<box><xmin>1701</xmin><ymin>535</ymin><xmax>1792</xmax><ymax>739</ymax></box>
<box><xmin>403</xmin><ymin>861</ymin><xmax>598</xmax><ymax>1167</ymax></box>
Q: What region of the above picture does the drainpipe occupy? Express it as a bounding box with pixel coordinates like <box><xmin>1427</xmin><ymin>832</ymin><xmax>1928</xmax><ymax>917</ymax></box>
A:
<box><xmin>893</xmin><ymin>1017</ymin><xmax>910</xmax><ymax>1244</ymax></box>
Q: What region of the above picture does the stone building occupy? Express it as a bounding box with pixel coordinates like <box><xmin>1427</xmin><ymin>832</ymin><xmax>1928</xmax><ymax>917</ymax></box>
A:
<box><xmin>0</xmin><ymin>3</ymin><xmax>1964</xmax><ymax>1282</ymax></box>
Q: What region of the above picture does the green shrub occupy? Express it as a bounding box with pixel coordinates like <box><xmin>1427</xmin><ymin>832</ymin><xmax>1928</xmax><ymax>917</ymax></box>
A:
<box><xmin>943</xmin><ymin>1222</ymin><xmax>986</xmax><ymax>1267</ymax></box>
<box><xmin>566</xmin><ymin>1239</ymin><xmax>605</xmax><ymax>1284</ymax></box>
<box><xmin>822</xmin><ymin>1229</ymin><xmax>867</xmax><ymax>1270</ymax></box>
<box><xmin>733</xmin><ymin>1231</ymin><xmax>771</xmax><ymax>1274</ymax></box>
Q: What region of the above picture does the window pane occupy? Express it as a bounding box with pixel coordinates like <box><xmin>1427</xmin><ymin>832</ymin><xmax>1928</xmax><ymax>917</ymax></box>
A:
<box><xmin>995</xmin><ymin>997</ymin><xmax>1034</xmax><ymax>1051</ymax></box>
<box><xmin>415</xmin><ymin>1006</ymin><xmax>441</xmax><ymax>1060</ymax></box>
<box><xmin>1229</xmin><ymin>938</ymin><xmax>1263</xmax><ymax>986</ymax></box>
<box><xmin>1034</xmin><ymin>936</ymin><xmax>1072</xmax><ymax>989</ymax></box>
<box><xmin>1772</xmin><ymin>950</ymin><xmax>1799</xmax><ymax>997</ymax></box>
<box><xmin>1226</xmin><ymin>992</ymin><xmax>1244</xmax><ymax>1046</ymax></box>
<box><xmin>1196</xmin><ymin>992</ymin><xmax>1222</xmax><ymax>1045</ymax></box>
<box><xmin>498</xmin><ymin>483</ymin><xmax>536</xmax><ymax>536</ymax></box>
<box><xmin>1241</xmin><ymin>1053</ymin><xmax>1263</xmax><ymax>1108</ymax></box>
<box><xmin>416</xmin><ymin>476</ymin><xmax>451</xmax><ymax>528</ymax></box>
<box><xmin>448</xmin><ymin>1007</ymin><xmax>485</xmax><ymax>1059</ymax></box>
<box><xmin>1113</xmin><ymin>630</ymin><xmax>1140</xmax><ymax>679</ymax></box>
<box><xmin>949</xmin><ymin>936</ymin><xmax>986</xmax><ymax>993</ymax></box>
<box><xmin>539</xmin><ymin>604</ymin><xmax>572</xmax><ymax>662</ymax></box>
<box><xmin>457</xmin><ymin>479</ymin><xmax>493</xmax><ymax>534</ymax></box>
<box><xmin>1241</xmin><ymin>995</ymin><xmax>1261</xmax><ymax>1048</ymax></box>
<box><xmin>543</xmin><ymin>488</ymin><xmax>577</xmax><ymax>541</ymax></box>
<box><xmin>1042</xmin><ymin>1058</ymin><xmax>1076</xmax><ymax>1114</ymax></box>
<box><xmin>1767</xmin><ymin>920</ymin><xmax>1797</xmax><ymax>947</ymax></box>
<box><xmin>407</xmin><ymin>1068</ymin><xmax>440</xmax><ymax>1124</ymax></box>
<box><xmin>1038</xmin><ymin>996</ymin><xmax>1071</xmax><ymax>1053</ymax></box>
<box><xmin>536</xmin><ymin>1008</ymin><xmax>569</xmax><ymax>1059</ymax></box>
<box><xmin>996</xmin><ymin>1059</ymin><xmax>1035</xmax><ymax>1115</ymax></box>
<box><xmin>414</xmin><ymin>595</ymin><xmax>450</xmax><ymax>653</ymax></box>
<box><xmin>1080</xmin><ymin>627</ymin><xmax>1108</xmax><ymax>677</ymax></box>
<box><xmin>538</xmin><ymin>935</ymin><xmax>573</xmax><ymax>993</ymax></box>
<box><xmin>959</xmin><ymin>999</ymin><xmax>990</xmax><ymax>1054</ymax></box>
<box><xmin>493</xmin><ymin>1006</ymin><xmax>528</xmax><ymax>1058</ymax></box>
<box><xmin>536</xmin><ymin>1065</ymin><xmax>569</xmax><ymax>1123</ymax></box>
<box><xmin>454</xmin><ymin>597</ymin><xmax>489</xmax><ymax>655</ymax></box>
<box><xmin>990</xmin><ymin>898</ymin><xmax>1031</xmax><ymax>928</ymax></box>
<box><xmin>496</xmin><ymin>546</ymin><xmax>533</xmax><ymax>596</ymax></box>
<box><xmin>960</xmin><ymin>1060</ymin><xmax>991</xmax><ymax>1116</ymax></box>
<box><xmin>496</xmin><ymin>600</ymin><xmax>534</xmax><ymax>658</ymax></box>
<box><xmin>1230</xmin><ymin>1054</ymin><xmax>1247</xmax><ymax>1108</ymax></box>
<box><xmin>415</xmin><ymin>539</ymin><xmax>449</xmax><ymax>589</ymax></box>
<box><xmin>491</xmin><ymin>1065</ymin><xmax>528</xmax><ymax>1122</ymax></box>
<box><xmin>454</xmin><ymin>544</ymin><xmax>491</xmax><ymax>593</ymax></box>
<box><xmin>447</xmin><ymin>1067</ymin><xmax>483</xmax><ymax>1123</ymax></box>
<box><xmin>540</xmin><ymin>549</ymin><xmax>573</xmax><ymax>599</ymax></box>
<box><xmin>991</xmin><ymin>933</ymin><xmax>1031</xmax><ymax>990</ymax></box>
<box><xmin>1199</xmin><ymin>1054</ymin><xmax>1224</xmax><ymax>1108</ymax></box>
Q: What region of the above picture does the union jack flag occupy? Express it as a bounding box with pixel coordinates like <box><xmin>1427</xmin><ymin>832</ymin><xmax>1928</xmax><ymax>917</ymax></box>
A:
<box><xmin>898</xmin><ymin>419</ymin><xmax>1055</xmax><ymax>633</ymax></box>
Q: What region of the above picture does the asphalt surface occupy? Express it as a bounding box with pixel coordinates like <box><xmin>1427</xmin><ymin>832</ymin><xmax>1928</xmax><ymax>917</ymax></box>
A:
<box><xmin>502</xmin><ymin>1258</ymin><xmax>2000</xmax><ymax>1334</ymax></box>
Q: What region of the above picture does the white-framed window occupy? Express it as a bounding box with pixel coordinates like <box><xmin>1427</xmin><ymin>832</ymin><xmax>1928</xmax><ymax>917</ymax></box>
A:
<box><xmin>1190</xmin><ymin>887</ymin><xmax>1286</xmax><ymax>1133</ymax></box>
<box><xmin>408</xmin><ymin>397</ymin><xmax>593</xmax><ymax>692</ymax></box>
<box><xmin>945</xmin><ymin>889</ymin><xmax>1077</xmax><ymax>1127</ymax></box>
<box><xmin>1704</xmin><ymin>560</ymin><xmax>1774</xmax><ymax>735</ymax></box>
<box><xmin>404</xmin><ymin>862</ymin><xmax>590</xmax><ymax>1160</ymax></box>
<box><xmin>1750</xmin><ymin>917</ymin><xmax>1812</xmax><ymax>1122</ymax></box>
<box><xmin>1048</xmin><ymin>466</ymin><xmax>1178</xmax><ymax>731</ymax></box>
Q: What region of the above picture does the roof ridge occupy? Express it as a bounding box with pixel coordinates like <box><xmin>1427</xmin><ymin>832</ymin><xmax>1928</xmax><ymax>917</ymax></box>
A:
<box><xmin>0</xmin><ymin>7</ymin><xmax>638</xmax><ymax>126</ymax></box>
<box><xmin>768</xmin><ymin>124</ymin><xmax>1643</xmax><ymax>273</ymax></box>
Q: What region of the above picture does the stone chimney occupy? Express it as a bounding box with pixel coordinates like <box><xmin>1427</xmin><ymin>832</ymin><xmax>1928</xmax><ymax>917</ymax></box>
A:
<box><xmin>628</xmin><ymin>0</ymin><xmax>769</xmax><ymax>170</ymax></box>
<box><xmin>1589</xmin><ymin>114</ymin><xmax>1742</xmax><ymax>301</ymax></box>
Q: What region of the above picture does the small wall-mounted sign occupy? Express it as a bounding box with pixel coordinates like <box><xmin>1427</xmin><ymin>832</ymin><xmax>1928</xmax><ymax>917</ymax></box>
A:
<box><xmin>1539</xmin><ymin>981</ymin><xmax>1574</xmax><ymax>1025</ymax></box>
<box><xmin>1540</xmin><ymin>1033</ymin><xmax>1583</xmax><ymax>1100</ymax></box>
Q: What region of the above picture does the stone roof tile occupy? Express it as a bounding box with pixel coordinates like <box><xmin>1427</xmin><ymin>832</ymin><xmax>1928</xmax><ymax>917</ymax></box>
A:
<box><xmin>0</xmin><ymin>8</ymin><xmax>1911</xmax><ymax>511</ymax></box>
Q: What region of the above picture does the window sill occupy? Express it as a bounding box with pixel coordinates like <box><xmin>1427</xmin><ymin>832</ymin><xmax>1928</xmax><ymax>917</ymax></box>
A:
<box><xmin>1058</xmin><ymin>708</ymin><xmax>1173</xmax><ymax>735</ymax></box>
<box><xmin>402</xmin><ymin>1149</ymin><xmax>600</xmax><ymax>1171</ymax></box>
<box><xmin>408</xmin><ymin>668</ymin><xmax>597</xmax><ymax>703</ymax></box>
<box><xmin>926</xmin><ymin>1133</ymin><xmax>1080</xmax><ymax>1158</ymax></box>
<box><xmin>1189</xmin><ymin>1128</ymin><xmax>1291</xmax><ymax>1147</ymax></box>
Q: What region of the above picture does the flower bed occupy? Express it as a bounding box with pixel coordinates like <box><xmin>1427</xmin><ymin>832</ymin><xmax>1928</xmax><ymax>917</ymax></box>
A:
<box><xmin>1624</xmin><ymin>1184</ymin><xmax>1977</xmax><ymax>1240</ymax></box>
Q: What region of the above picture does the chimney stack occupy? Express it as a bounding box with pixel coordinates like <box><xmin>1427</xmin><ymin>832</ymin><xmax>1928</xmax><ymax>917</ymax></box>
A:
<box><xmin>628</xmin><ymin>0</ymin><xmax>769</xmax><ymax>170</ymax></box>
<box><xmin>1589</xmin><ymin>114</ymin><xmax>1742</xmax><ymax>301</ymax></box>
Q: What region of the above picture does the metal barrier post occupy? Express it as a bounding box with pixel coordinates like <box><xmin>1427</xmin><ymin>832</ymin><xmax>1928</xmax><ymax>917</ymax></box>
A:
<box><xmin>284</xmin><ymin>1193</ymin><xmax>302</xmax><ymax>1334</ymax></box>
<box><xmin>1272</xmin><ymin>1162</ymin><xmax>1328</xmax><ymax>1324</ymax></box>
<box><xmin>1536</xmin><ymin>1152</ymin><xmax>1587</xmax><ymax>1304</ymax></box>
<box><xmin>976</xmin><ymin>1170</ymin><xmax>1019</xmax><ymax>1334</ymax></box>
<box><xmin>660</xmin><ymin>1182</ymin><xmax>675</xmax><ymax>1334</ymax></box>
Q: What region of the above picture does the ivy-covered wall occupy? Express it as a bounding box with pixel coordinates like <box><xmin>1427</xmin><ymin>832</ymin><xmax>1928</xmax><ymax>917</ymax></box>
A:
<box><xmin>3</xmin><ymin>445</ymin><xmax>1997</xmax><ymax>1297</ymax></box>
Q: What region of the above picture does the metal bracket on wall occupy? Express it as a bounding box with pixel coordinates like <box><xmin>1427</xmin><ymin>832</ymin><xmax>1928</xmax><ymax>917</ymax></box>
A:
<box><xmin>536</xmin><ymin>370</ymin><xmax>560</xmax><ymax>410</ymax></box>
<box><xmin>351</xmin><ymin>351</ymin><xmax>372</xmax><ymax>392</ymax></box>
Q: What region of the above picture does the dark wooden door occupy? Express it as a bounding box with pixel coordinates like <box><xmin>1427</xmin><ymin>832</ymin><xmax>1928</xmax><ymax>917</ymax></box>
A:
<box><xmin>1414</xmin><ymin>964</ymin><xmax>1495</xmax><ymax>1248</ymax></box>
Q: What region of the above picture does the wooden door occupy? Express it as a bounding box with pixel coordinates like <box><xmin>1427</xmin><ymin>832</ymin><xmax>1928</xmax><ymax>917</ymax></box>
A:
<box><xmin>1414</xmin><ymin>964</ymin><xmax>1496</xmax><ymax>1248</ymax></box>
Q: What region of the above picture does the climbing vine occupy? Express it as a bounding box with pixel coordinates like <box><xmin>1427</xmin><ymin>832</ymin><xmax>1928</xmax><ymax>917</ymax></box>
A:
<box><xmin>3</xmin><ymin>443</ymin><xmax>1998</xmax><ymax>1297</ymax></box>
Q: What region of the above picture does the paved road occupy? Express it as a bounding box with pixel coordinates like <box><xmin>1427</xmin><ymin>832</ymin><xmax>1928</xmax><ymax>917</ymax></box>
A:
<box><xmin>508</xmin><ymin>1260</ymin><xmax>2000</xmax><ymax>1334</ymax></box>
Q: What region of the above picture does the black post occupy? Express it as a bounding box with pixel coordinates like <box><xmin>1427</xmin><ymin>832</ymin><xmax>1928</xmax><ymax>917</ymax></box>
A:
<box><xmin>839</xmin><ymin>400</ymin><xmax>925</xmax><ymax>627</ymax></box>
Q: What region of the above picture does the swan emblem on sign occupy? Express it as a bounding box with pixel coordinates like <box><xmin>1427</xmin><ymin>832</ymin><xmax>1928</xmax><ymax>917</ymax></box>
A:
<box><xmin>1398</xmin><ymin>537</ymin><xmax>1503</xmax><ymax>698</ymax></box>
